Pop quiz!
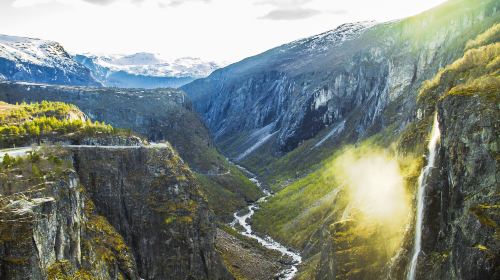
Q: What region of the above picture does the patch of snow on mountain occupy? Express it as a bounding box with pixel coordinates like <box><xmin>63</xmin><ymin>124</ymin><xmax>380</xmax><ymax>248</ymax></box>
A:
<box><xmin>0</xmin><ymin>34</ymin><xmax>81</xmax><ymax>71</ymax></box>
<box><xmin>80</xmin><ymin>53</ymin><xmax>225</xmax><ymax>78</ymax></box>
<box><xmin>287</xmin><ymin>21</ymin><xmax>377</xmax><ymax>53</ymax></box>
<box><xmin>312</xmin><ymin>120</ymin><xmax>346</xmax><ymax>149</ymax></box>
<box><xmin>236</xmin><ymin>122</ymin><xmax>277</xmax><ymax>161</ymax></box>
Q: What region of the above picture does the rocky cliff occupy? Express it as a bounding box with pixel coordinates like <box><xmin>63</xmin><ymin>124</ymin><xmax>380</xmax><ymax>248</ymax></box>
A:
<box><xmin>0</xmin><ymin>148</ymin><xmax>139</xmax><ymax>279</ymax></box>
<box><xmin>391</xmin><ymin>27</ymin><xmax>499</xmax><ymax>279</ymax></box>
<box><xmin>70</xmin><ymin>145</ymin><xmax>231</xmax><ymax>279</ymax></box>
<box><xmin>0</xmin><ymin>144</ymin><xmax>232</xmax><ymax>279</ymax></box>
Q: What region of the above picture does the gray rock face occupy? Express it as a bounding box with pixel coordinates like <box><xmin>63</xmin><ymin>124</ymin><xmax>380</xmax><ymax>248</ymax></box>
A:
<box><xmin>413</xmin><ymin>94</ymin><xmax>499</xmax><ymax>279</ymax></box>
<box><xmin>0</xmin><ymin>145</ymin><xmax>232</xmax><ymax>280</ymax></box>
<box><xmin>0</xmin><ymin>170</ymin><xmax>140</xmax><ymax>280</ymax></box>
<box><xmin>182</xmin><ymin>0</ymin><xmax>499</xmax><ymax>159</ymax></box>
<box><xmin>70</xmin><ymin>145</ymin><xmax>231</xmax><ymax>280</ymax></box>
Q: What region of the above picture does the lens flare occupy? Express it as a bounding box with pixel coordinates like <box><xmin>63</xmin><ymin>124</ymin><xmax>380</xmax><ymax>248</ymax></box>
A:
<box><xmin>335</xmin><ymin>149</ymin><xmax>410</xmax><ymax>228</ymax></box>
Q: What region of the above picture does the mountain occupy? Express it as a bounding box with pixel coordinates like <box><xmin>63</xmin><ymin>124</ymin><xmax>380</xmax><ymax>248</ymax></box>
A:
<box><xmin>75</xmin><ymin>53</ymin><xmax>223</xmax><ymax>88</ymax></box>
<box><xmin>181</xmin><ymin>0</ymin><xmax>499</xmax><ymax>279</ymax></box>
<box><xmin>0</xmin><ymin>34</ymin><xmax>100</xmax><ymax>86</ymax></box>
<box><xmin>182</xmin><ymin>0</ymin><xmax>499</xmax><ymax>179</ymax></box>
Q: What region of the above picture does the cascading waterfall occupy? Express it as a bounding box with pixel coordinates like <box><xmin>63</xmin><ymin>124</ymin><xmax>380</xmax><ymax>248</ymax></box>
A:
<box><xmin>407</xmin><ymin>113</ymin><xmax>441</xmax><ymax>280</ymax></box>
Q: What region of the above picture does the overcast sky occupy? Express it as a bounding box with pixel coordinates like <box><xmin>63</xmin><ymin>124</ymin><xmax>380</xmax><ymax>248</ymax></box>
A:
<box><xmin>0</xmin><ymin>0</ymin><xmax>446</xmax><ymax>62</ymax></box>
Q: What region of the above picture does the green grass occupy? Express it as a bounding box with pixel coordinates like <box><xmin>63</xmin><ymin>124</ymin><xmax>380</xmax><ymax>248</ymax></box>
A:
<box><xmin>195</xmin><ymin>163</ymin><xmax>263</xmax><ymax>222</ymax></box>
<box><xmin>0</xmin><ymin>101</ymin><xmax>123</xmax><ymax>147</ymax></box>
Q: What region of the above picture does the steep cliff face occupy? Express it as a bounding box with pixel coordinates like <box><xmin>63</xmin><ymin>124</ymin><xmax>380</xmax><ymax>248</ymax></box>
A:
<box><xmin>70</xmin><ymin>145</ymin><xmax>231</xmax><ymax>279</ymax></box>
<box><xmin>395</xmin><ymin>28</ymin><xmax>499</xmax><ymax>279</ymax></box>
<box><xmin>0</xmin><ymin>144</ymin><xmax>233</xmax><ymax>280</ymax></box>
<box><xmin>182</xmin><ymin>0</ymin><xmax>499</xmax><ymax>171</ymax></box>
<box><xmin>0</xmin><ymin>149</ymin><xmax>139</xmax><ymax>280</ymax></box>
<box><xmin>413</xmin><ymin>92</ymin><xmax>499</xmax><ymax>280</ymax></box>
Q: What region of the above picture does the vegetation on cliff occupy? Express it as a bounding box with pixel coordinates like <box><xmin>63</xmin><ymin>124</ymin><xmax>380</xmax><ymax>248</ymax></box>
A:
<box><xmin>0</xmin><ymin>101</ymin><xmax>121</xmax><ymax>147</ymax></box>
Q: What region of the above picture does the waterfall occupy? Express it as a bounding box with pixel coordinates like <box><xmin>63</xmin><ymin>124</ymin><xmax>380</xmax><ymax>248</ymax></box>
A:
<box><xmin>407</xmin><ymin>113</ymin><xmax>441</xmax><ymax>280</ymax></box>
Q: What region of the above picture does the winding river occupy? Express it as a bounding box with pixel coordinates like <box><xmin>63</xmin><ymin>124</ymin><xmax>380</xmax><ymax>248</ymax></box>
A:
<box><xmin>230</xmin><ymin>167</ymin><xmax>302</xmax><ymax>280</ymax></box>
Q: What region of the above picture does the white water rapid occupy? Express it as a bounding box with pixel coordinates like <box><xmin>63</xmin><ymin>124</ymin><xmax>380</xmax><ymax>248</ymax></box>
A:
<box><xmin>407</xmin><ymin>113</ymin><xmax>441</xmax><ymax>280</ymax></box>
<box><xmin>230</xmin><ymin>167</ymin><xmax>302</xmax><ymax>280</ymax></box>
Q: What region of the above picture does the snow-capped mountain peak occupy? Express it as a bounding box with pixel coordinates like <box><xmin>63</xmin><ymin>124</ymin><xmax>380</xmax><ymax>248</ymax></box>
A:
<box><xmin>288</xmin><ymin>21</ymin><xmax>378</xmax><ymax>53</ymax></box>
<box><xmin>78</xmin><ymin>52</ymin><xmax>225</xmax><ymax>78</ymax></box>
<box><xmin>0</xmin><ymin>34</ymin><xmax>100</xmax><ymax>86</ymax></box>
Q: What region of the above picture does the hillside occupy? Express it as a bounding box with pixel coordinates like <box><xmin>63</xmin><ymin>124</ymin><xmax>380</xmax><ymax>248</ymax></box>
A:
<box><xmin>0</xmin><ymin>101</ymin><xmax>136</xmax><ymax>147</ymax></box>
<box><xmin>252</xmin><ymin>22</ymin><xmax>499</xmax><ymax>279</ymax></box>
<box><xmin>182</xmin><ymin>0</ymin><xmax>499</xmax><ymax>186</ymax></box>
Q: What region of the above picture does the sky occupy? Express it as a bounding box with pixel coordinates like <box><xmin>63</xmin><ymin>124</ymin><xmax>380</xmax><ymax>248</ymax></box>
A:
<box><xmin>0</xmin><ymin>0</ymin><xmax>447</xmax><ymax>62</ymax></box>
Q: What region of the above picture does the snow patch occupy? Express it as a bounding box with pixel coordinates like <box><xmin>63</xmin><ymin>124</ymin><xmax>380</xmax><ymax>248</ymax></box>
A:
<box><xmin>312</xmin><ymin>120</ymin><xmax>346</xmax><ymax>149</ymax></box>
<box><xmin>236</xmin><ymin>123</ymin><xmax>277</xmax><ymax>161</ymax></box>
<box><xmin>78</xmin><ymin>52</ymin><xmax>226</xmax><ymax>78</ymax></box>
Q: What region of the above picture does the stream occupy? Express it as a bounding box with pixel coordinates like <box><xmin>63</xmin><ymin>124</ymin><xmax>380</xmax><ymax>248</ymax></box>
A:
<box><xmin>230</xmin><ymin>167</ymin><xmax>302</xmax><ymax>280</ymax></box>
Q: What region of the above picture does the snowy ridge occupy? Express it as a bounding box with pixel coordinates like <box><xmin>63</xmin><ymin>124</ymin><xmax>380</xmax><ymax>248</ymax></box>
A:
<box><xmin>78</xmin><ymin>52</ymin><xmax>225</xmax><ymax>78</ymax></box>
<box><xmin>0</xmin><ymin>34</ymin><xmax>99</xmax><ymax>86</ymax></box>
<box><xmin>287</xmin><ymin>21</ymin><xmax>377</xmax><ymax>53</ymax></box>
<box><xmin>0</xmin><ymin>34</ymin><xmax>82</xmax><ymax>71</ymax></box>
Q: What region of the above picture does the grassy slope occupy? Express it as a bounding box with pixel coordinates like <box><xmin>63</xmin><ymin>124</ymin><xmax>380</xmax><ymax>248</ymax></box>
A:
<box><xmin>252</xmin><ymin>21</ymin><xmax>499</xmax><ymax>279</ymax></box>
<box><xmin>196</xmin><ymin>163</ymin><xmax>263</xmax><ymax>222</ymax></box>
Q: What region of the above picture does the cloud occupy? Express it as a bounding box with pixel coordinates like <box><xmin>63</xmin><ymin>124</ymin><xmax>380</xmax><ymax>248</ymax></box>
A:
<box><xmin>82</xmin><ymin>0</ymin><xmax>116</xmax><ymax>5</ymax></box>
<box><xmin>254</xmin><ymin>0</ymin><xmax>322</xmax><ymax>20</ymax></box>
<box><xmin>260</xmin><ymin>8</ymin><xmax>320</xmax><ymax>20</ymax></box>
<box><xmin>255</xmin><ymin>0</ymin><xmax>313</xmax><ymax>7</ymax></box>
<box><xmin>328</xmin><ymin>9</ymin><xmax>348</xmax><ymax>15</ymax></box>
<box><xmin>11</xmin><ymin>0</ymin><xmax>210</xmax><ymax>8</ymax></box>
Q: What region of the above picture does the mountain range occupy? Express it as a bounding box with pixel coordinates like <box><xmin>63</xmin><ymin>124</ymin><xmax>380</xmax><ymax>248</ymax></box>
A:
<box><xmin>0</xmin><ymin>0</ymin><xmax>498</xmax><ymax>279</ymax></box>
<box><xmin>0</xmin><ymin>34</ymin><xmax>223</xmax><ymax>88</ymax></box>
<box><xmin>74</xmin><ymin>53</ymin><xmax>223</xmax><ymax>88</ymax></box>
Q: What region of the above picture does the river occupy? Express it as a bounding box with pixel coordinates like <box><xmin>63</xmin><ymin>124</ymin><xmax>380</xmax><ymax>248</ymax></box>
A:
<box><xmin>230</xmin><ymin>167</ymin><xmax>302</xmax><ymax>280</ymax></box>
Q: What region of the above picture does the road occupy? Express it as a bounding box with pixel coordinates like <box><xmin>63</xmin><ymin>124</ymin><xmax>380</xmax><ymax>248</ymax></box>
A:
<box><xmin>0</xmin><ymin>143</ymin><xmax>169</xmax><ymax>163</ymax></box>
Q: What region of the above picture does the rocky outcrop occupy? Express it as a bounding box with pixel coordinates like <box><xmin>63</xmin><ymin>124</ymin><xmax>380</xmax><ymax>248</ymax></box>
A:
<box><xmin>70</xmin><ymin>145</ymin><xmax>231</xmax><ymax>279</ymax></box>
<box><xmin>0</xmin><ymin>144</ymin><xmax>233</xmax><ymax>280</ymax></box>
<box><xmin>0</xmin><ymin>166</ymin><xmax>139</xmax><ymax>279</ymax></box>
<box><xmin>411</xmin><ymin>93</ymin><xmax>499</xmax><ymax>279</ymax></box>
